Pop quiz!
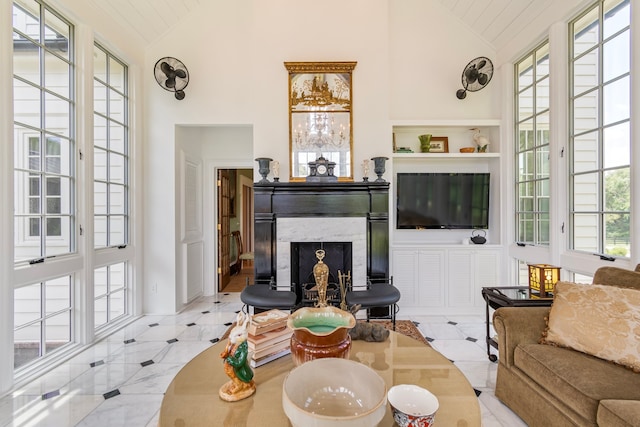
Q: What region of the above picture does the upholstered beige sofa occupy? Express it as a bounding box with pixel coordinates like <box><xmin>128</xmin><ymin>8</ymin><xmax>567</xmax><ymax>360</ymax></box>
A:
<box><xmin>493</xmin><ymin>265</ymin><xmax>640</xmax><ymax>427</ymax></box>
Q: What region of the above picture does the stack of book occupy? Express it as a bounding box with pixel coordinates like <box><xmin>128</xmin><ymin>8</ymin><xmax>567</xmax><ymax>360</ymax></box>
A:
<box><xmin>247</xmin><ymin>309</ymin><xmax>292</xmax><ymax>368</ymax></box>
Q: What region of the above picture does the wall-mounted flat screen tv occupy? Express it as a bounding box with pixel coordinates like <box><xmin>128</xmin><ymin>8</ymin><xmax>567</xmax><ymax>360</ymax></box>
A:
<box><xmin>396</xmin><ymin>173</ymin><xmax>490</xmax><ymax>229</ymax></box>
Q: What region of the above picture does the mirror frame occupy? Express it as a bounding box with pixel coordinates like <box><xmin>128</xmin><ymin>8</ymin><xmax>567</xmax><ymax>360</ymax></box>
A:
<box><xmin>284</xmin><ymin>61</ymin><xmax>357</xmax><ymax>182</ymax></box>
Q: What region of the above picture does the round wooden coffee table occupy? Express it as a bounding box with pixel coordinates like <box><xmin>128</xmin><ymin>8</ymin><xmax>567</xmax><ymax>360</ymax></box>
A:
<box><xmin>159</xmin><ymin>331</ymin><xmax>481</xmax><ymax>426</ymax></box>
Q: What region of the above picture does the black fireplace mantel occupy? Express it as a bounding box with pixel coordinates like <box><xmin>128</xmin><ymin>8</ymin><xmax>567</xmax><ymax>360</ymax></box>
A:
<box><xmin>253</xmin><ymin>181</ymin><xmax>389</xmax><ymax>283</ymax></box>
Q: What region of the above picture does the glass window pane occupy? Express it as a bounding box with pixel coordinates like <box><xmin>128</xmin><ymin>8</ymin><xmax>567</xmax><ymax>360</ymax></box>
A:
<box><xmin>45</xmin><ymin>276</ymin><xmax>70</xmax><ymax>315</ymax></box>
<box><xmin>94</xmin><ymin>182</ymin><xmax>107</xmax><ymax>215</ymax></box>
<box><xmin>573</xmin><ymin>173</ymin><xmax>599</xmax><ymax>211</ymax></box>
<box><xmin>14</xmin><ymin>216</ymin><xmax>42</xmax><ymax>261</ymax></box>
<box><xmin>95</xmin><ymin>266</ymin><xmax>108</xmax><ymax>297</ymax></box>
<box><xmin>110</xmin><ymin>263</ymin><xmax>126</xmax><ymax>291</ymax></box>
<box><xmin>537</xmin><ymin>213</ymin><xmax>550</xmax><ymax>245</ymax></box>
<box><xmin>517</xmin><ymin>56</ymin><xmax>533</xmax><ymax>91</ymax></box>
<box><xmin>94</xmin><ymin>148</ymin><xmax>107</xmax><ymax>181</ymax></box>
<box><xmin>604</xmin><ymin>212</ymin><xmax>629</xmax><ymax>256</ymax></box>
<box><xmin>13</xmin><ymin>79</ymin><xmax>41</xmax><ymax>129</ymax></box>
<box><xmin>573</xmin><ymin>48</ymin><xmax>598</xmax><ymax>94</ymax></box>
<box><xmin>13</xmin><ymin>1</ymin><xmax>41</xmax><ymax>42</ymax></box>
<box><xmin>44</xmin><ymin>92</ymin><xmax>70</xmax><ymax>137</ymax></box>
<box><xmin>94</xmin><ymin>45</ymin><xmax>107</xmax><ymax>82</ymax></box>
<box><xmin>603</xmin><ymin>0</ymin><xmax>630</xmax><ymax>39</ymax></box>
<box><xmin>573</xmin><ymin>91</ymin><xmax>599</xmax><ymax>134</ymax></box>
<box><xmin>518</xmin><ymin>182</ymin><xmax>534</xmax><ymax>210</ymax></box>
<box><xmin>603</xmin><ymin>76</ymin><xmax>629</xmax><ymax>126</ymax></box>
<box><xmin>94</xmin><ymin>81</ymin><xmax>107</xmax><ymax>116</ymax></box>
<box><xmin>603</xmin><ymin>30</ymin><xmax>629</xmax><ymax>82</ymax></box>
<box><xmin>94</xmin><ymin>297</ymin><xmax>107</xmax><ymax>328</ymax></box>
<box><xmin>536</xmin><ymin>77</ymin><xmax>549</xmax><ymax>113</ymax></box>
<box><xmin>573</xmin><ymin>213</ymin><xmax>599</xmax><ymax>252</ymax></box>
<box><xmin>14</xmin><ymin>283</ymin><xmax>42</xmax><ymax>326</ymax></box>
<box><xmin>604</xmin><ymin>168</ymin><xmax>630</xmax><ymax>212</ymax></box>
<box><xmin>109</xmin><ymin>216</ymin><xmax>125</xmax><ymax>246</ymax></box>
<box><xmin>94</xmin><ymin>114</ymin><xmax>107</xmax><ymax>148</ymax></box>
<box><xmin>14</xmin><ymin>323</ymin><xmax>41</xmax><ymax>369</ymax></box>
<box><xmin>517</xmin><ymin>119</ymin><xmax>534</xmax><ymax>151</ymax></box>
<box><xmin>43</xmin><ymin>9</ymin><xmax>70</xmax><ymax>60</ymax></box>
<box><xmin>109</xmin><ymin>57</ymin><xmax>125</xmax><ymax>93</ymax></box>
<box><xmin>109</xmin><ymin>152</ymin><xmax>125</xmax><ymax>183</ymax></box>
<box><xmin>573</xmin><ymin>7</ymin><xmax>599</xmax><ymax>58</ymax></box>
<box><xmin>109</xmin><ymin>184</ymin><xmax>126</xmax><ymax>215</ymax></box>
<box><xmin>537</xmin><ymin>180</ymin><xmax>550</xmax><ymax>211</ymax></box>
<box><xmin>536</xmin><ymin>147</ymin><xmax>550</xmax><ymax>180</ymax></box>
<box><xmin>518</xmin><ymin>87</ymin><xmax>533</xmax><ymax>119</ymax></box>
<box><xmin>45</xmin><ymin>311</ymin><xmax>70</xmax><ymax>353</ymax></box>
<box><xmin>536</xmin><ymin>44</ymin><xmax>549</xmax><ymax>78</ymax></box>
<box><xmin>94</xmin><ymin>216</ymin><xmax>107</xmax><ymax>248</ymax></box>
<box><xmin>110</xmin><ymin>290</ymin><xmax>125</xmax><ymax>321</ymax></box>
<box><xmin>518</xmin><ymin>151</ymin><xmax>534</xmax><ymax>181</ymax></box>
<box><xmin>536</xmin><ymin>113</ymin><xmax>549</xmax><ymax>146</ymax></box>
<box><xmin>44</xmin><ymin>50</ymin><xmax>69</xmax><ymax>98</ymax></box>
<box><xmin>518</xmin><ymin>213</ymin><xmax>534</xmax><ymax>242</ymax></box>
<box><xmin>13</xmin><ymin>32</ymin><xmax>40</xmax><ymax>86</ymax></box>
<box><xmin>110</xmin><ymin>122</ymin><xmax>125</xmax><ymax>153</ymax></box>
<box><xmin>603</xmin><ymin>122</ymin><xmax>629</xmax><ymax>169</ymax></box>
<box><xmin>572</xmin><ymin>130</ymin><xmax>599</xmax><ymax>173</ymax></box>
<box><xmin>109</xmin><ymin>89</ymin><xmax>124</xmax><ymax>124</ymax></box>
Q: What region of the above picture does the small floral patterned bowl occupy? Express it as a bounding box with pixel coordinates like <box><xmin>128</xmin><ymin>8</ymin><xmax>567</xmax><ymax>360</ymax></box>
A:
<box><xmin>387</xmin><ymin>384</ymin><xmax>439</xmax><ymax>427</ymax></box>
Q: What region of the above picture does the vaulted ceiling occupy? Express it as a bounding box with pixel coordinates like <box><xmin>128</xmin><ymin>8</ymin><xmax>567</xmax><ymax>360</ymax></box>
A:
<box><xmin>86</xmin><ymin>0</ymin><xmax>584</xmax><ymax>53</ymax></box>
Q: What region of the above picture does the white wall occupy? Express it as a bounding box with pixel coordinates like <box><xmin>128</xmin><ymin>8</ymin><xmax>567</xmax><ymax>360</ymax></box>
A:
<box><xmin>142</xmin><ymin>0</ymin><xmax>499</xmax><ymax>313</ymax></box>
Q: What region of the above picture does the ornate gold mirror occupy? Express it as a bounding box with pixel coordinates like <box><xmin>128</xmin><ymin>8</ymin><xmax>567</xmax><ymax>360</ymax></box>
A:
<box><xmin>285</xmin><ymin>61</ymin><xmax>356</xmax><ymax>181</ymax></box>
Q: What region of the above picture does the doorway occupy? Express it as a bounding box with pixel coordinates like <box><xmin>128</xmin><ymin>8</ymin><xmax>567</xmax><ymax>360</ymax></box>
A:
<box><xmin>217</xmin><ymin>168</ymin><xmax>253</xmax><ymax>292</ymax></box>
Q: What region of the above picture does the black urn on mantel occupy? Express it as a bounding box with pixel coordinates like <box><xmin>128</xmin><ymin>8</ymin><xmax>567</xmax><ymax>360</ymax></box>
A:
<box><xmin>371</xmin><ymin>157</ymin><xmax>389</xmax><ymax>182</ymax></box>
<box><xmin>255</xmin><ymin>157</ymin><xmax>272</xmax><ymax>183</ymax></box>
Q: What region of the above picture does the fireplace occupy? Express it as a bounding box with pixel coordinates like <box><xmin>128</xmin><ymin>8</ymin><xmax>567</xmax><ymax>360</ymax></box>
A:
<box><xmin>253</xmin><ymin>182</ymin><xmax>389</xmax><ymax>297</ymax></box>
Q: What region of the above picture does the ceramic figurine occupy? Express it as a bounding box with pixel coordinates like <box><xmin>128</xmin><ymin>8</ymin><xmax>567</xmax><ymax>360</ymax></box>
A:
<box><xmin>219</xmin><ymin>312</ymin><xmax>256</xmax><ymax>401</ymax></box>
<box><xmin>471</xmin><ymin>128</ymin><xmax>490</xmax><ymax>152</ymax></box>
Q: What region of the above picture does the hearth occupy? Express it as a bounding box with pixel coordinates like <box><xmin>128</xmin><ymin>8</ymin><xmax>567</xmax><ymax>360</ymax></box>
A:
<box><xmin>291</xmin><ymin>242</ymin><xmax>352</xmax><ymax>303</ymax></box>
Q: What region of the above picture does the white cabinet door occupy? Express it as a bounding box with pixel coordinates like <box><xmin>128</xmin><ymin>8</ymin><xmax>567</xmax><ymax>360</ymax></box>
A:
<box><xmin>392</xmin><ymin>249</ymin><xmax>419</xmax><ymax>307</ymax></box>
<box><xmin>475</xmin><ymin>250</ymin><xmax>500</xmax><ymax>305</ymax></box>
<box><xmin>447</xmin><ymin>250</ymin><xmax>475</xmax><ymax>307</ymax></box>
<box><xmin>418</xmin><ymin>250</ymin><xmax>445</xmax><ymax>307</ymax></box>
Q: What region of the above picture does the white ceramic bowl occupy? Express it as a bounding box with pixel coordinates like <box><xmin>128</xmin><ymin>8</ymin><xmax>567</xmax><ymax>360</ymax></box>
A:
<box><xmin>282</xmin><ymin>358</ymin><xmax>387</xmax><ymax>427</ymax></box>
<box><xmin>387</xmin><ymin>384</ymin><xmax>439</xmax><ymax>427</ymax></box>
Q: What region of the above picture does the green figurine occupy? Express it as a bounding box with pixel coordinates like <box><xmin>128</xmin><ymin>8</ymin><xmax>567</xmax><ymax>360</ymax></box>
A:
<box><xmin>219</xmin><ymin>312</ymin><xmax>256</xmax><ymax>401</ymax></box>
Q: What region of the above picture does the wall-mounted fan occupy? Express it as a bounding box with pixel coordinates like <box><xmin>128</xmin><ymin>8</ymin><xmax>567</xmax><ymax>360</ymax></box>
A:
<box><xmin>456</xmin><ymin>57</ymin><xmax>493</xmax><ymax>100</ymax></box>
<box><xmin>154</xmin><ymin>57</ymin><xmax>189</xmax><ymax>100</ymax></box>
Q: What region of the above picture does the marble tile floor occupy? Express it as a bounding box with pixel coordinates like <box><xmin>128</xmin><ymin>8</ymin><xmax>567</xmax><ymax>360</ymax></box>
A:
<box><xmin>0</xmin><ymin>293</ymin><xmax>527</xmax><ymax>426</ymax></box>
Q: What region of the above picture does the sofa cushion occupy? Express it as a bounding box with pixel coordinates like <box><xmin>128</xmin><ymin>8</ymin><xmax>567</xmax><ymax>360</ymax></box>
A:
<box><xmin>542</xmin><ymin>281</ymin><xmax>640</xmax><ymax>372</ymax></box>
<box><xmin>514</xmin><ymin>344</ymin><xmax>640</xmax><ymax>421</ymax></box>
<box><xmin>598</xmin><ymin>400</ymin><xmax>640</xmax><ymax>427</ymax></box>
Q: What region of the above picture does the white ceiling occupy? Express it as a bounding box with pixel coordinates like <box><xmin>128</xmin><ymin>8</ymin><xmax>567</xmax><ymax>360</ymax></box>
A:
<box><xmin>87</xmin><ymin>0</ymin><xmax>573</xmax><ymax>52</ymax></box>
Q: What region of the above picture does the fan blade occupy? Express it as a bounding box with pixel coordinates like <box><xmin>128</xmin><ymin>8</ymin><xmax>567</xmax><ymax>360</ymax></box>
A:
<box><xmin>160</xmin><ymin>61</ymin><xmax>175</xmax><ymax>77</ymax></box>
<box><xmin>478</xmin><ymin>73</ymin><xmax>488</xmax><ymax>86</ymax></box>
<box><xmin>165</xmin><ymin>77</ymin><xmax>176</xmax><ymax>89</ymax></box>
<box><xmin>465</xmin><ymin>67</ymin><xmax>478</xmax><ymax>84</ymax></box>
<box><xmin>175</xmin><ymin>69</ymin><xmax>187</xmax><ymax>79</ymax></box>
<box><xmin>477</xmin><ymin>59</ymin><xmax>487</xmax><ymax>69</ymax></box>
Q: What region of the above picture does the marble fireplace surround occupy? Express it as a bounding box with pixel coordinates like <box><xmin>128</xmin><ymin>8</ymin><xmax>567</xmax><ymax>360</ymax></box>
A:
<box><xmin>276</xmin><ymin>217</ymin><xmax>366</xmax><ymax>289</ymax></box>
<box><xmin>252</xmin><ymin>182</ymin><xmax>390</xmax><ymax>295</ymax></box>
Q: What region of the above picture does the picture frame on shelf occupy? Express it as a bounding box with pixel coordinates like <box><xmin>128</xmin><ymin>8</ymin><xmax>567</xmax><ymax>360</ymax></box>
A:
<box><xmin>428</xmin><ymin>137</ymin><xmax>449</xmax><ymax>153</ymax></box>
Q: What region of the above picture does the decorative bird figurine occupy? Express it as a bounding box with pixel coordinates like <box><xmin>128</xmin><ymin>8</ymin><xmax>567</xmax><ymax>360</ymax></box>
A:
<box><xmin>470</xmin><ymin>128</ymin><xmax>490</xmax><ymax>152</ymax></box>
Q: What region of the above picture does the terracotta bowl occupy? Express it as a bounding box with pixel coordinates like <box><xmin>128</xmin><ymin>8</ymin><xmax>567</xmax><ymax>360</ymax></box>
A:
<box><xmin>387</xmin><ymin>384</ymin><xmax>440</xmax><ymax>427</ymax></box>
<box><xmin>282</xmin><ymin>358</ymin><xmax>387</xmax><ymax>427</ymax></box>
<box><xmin>459</xmin><ymin>147</ymin><xmax>476</xmax><ymax>153</ymax></box>
<box><xmin>287</xmin><ymin>306</ymin><xmax>356</xmax><ymax>366</ymax></box>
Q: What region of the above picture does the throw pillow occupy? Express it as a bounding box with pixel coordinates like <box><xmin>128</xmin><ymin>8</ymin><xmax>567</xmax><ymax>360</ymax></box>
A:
<box><xmin>542</xmin><ymin>281</ymin><xmax>640</xmax><ymax>372</ymax></box>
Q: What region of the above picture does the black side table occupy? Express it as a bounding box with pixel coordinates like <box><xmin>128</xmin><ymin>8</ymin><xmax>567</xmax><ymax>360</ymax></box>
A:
<box><xmin>481</xmin><ymin>286</ymin><xmax>553</xmax><ymax>361</ymax></box>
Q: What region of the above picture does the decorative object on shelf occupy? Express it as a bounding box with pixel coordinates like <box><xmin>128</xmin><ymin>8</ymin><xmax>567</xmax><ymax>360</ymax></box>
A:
<box><xmin>255</xmin><ymin>157</ymin><xmax>272</xmax><ymax>183</ymax></box>
<box><xmin>418</xmin><ymin>134</ymin><xmax>432</xmax><ymax>153</ymax></box>
<box><xmin>219</xmin><ymin>312</ymin><xmax>256</xmax><ymax>402</ymax></box>
<box><xmin>395</xmin><ymin>147</ymin><xmax>413</xmax><ymax>153</ymax></box>
<box><xmin>285</xmin><ymin>61</ymin><xmax>357</xmax><ymax>181</ymax></box>
<box><xmin>306</xmin><ymin>156</ymin><xmax>337</xmax><ymax>182</ymax></box>
<box><xmin>470</xmin><ymin>229</ymin><xmax>487</xmax><ymax>244</ymax></box>
<box><xmin>271</xmin><ymin>160</ymin><xmax>280</xmax><ymax>182</ymax></box>
<box><xmin>153</xmin><ymin>57</ymin><xmax>189</xmax><ymax>100</ymax></box>
<box><xmin>456</xmin><ymin>57</ymin><xmax>494</xmax><ymax>100</ymax></box>
<box><xmin>528</xmin><ymin>264</ymin><xmax>561</xmax><ymax>298</ymax></box>
<box><xmin>371</xmin><ymin>156</ymin><xmax>389</xmax><ymax>182</ymax></box>
<box><xmin>427</xmin><ymin>137</ymin><xmax>449</xmax><ymax>153</ymax></box>
<box><xmin>361</xmin><ymin>159</ymin><xmax>370</xmax><ymax>181</ymax></box>
<box><xmin>460</xmin><ymin>147</ymin><xmax>476</xmax><ymax>153</ymax></box>
<box><xmin>471</xmin><ymin>128</ymin><xmax>490</xmax><ymax>152</ymax></box>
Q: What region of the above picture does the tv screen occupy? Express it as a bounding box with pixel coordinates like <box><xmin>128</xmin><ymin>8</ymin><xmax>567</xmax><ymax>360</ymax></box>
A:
<box><xmin>396</xmin><ymin>173</ymin><xmax>490</xmax><ymax>229</ymax></box>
